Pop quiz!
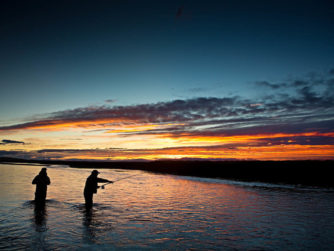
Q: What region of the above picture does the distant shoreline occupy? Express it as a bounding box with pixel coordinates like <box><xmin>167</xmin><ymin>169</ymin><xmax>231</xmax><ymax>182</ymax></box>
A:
<box><xmin>0</xmin><ymin>157</ymin><xmax>333</xmax><ymax>188</ymax></box>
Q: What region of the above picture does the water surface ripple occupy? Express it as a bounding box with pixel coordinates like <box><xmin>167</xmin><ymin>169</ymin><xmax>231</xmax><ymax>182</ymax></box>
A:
<box><xmin>0</xmin><ymin>163</ymin><xmax>334</xmax><ymax>250</ymax></box>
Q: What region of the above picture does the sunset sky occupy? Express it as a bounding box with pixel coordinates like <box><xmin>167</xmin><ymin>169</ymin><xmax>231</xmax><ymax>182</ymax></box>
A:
<box><xmin>1</xmin><ymin>0</ymin><xmax>334</xmax><ymax>160</ymax></box>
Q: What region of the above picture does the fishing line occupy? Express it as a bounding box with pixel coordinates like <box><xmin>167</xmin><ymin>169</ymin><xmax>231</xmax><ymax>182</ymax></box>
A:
<box><xmin>100</xmin><ymin>174</ymin><xmax>138</xmax><ymax>189</ymax></box>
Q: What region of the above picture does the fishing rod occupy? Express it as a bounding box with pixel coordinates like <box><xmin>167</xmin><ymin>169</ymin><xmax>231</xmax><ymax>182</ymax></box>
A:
<box><xmin>100</xmin><ymin>174</ymin><xmax>137</xmax><ymax>189</ymax></box>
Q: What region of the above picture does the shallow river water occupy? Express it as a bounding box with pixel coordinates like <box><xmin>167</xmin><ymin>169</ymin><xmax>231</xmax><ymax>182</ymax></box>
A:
<box><xmin>0</xmin><ymin>163</ymin><xmax>334</xmax><ymax>250</ymax></box>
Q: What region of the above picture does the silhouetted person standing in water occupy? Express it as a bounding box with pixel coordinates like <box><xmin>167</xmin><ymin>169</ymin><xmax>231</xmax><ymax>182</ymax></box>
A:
<box><xmin>32</xmin><ymin>168</ymin><xmax>51</xmax><ymax>204</ymax></box>
<box><xmin>84</xmin><ymin>170</ymin><xmax>112</xmax><ymax>209</ymax></box>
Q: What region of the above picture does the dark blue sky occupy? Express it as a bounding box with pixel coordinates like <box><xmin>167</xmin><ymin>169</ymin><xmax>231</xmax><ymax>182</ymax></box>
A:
<box><xmin>1</xmin><ymin>0</ymin><xmax>334</xmax><ymax>123</ymax></box>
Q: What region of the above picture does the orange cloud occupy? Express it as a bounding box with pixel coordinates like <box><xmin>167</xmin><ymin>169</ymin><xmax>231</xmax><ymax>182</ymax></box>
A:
<box><xmin>160</xmin><ymin>131</ymin><xmax>334</xmax><ymax>145</ymax></box>
<box><xmin>1</xmin><ymin>94</ymin><xmax>333</xmax><ymax>160</ymax></box>
<box><xmin>4</xmin><ymin>142</ymin><xmax>331</xmax><ymax>161</ymax></box>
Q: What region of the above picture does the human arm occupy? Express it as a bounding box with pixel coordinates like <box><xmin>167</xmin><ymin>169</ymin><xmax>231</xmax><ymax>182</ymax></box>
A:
<box><xmin>32</xmin><ymin>176</ymin><xmax>38</xmax><ymax>184</ymax></box>
<box><xmin>97</xmin><ymin>178</ymin><xmax>113</xmax><ymax>183</ymax></box>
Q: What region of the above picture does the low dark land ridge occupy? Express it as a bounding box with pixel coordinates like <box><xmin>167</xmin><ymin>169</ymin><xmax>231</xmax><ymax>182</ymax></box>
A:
<box><xmin>0</xmin><ymin>157</ymin><xmax>333</xmax><ymax>187</ymax></box>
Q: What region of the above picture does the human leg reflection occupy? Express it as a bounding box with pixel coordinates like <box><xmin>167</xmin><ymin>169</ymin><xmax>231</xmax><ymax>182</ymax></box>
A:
<box><xmin>34</xmin><ymin>202</ymin><xmax>47</xmax><ymax>232</ymax></box>
<box><xmin>82</xmin><ymin>204</ymin><xmax>114</xmax><ymax>244</ymax></box>
<box><xmin>82</xmin><ymin>207</ymin><xmax>97</xmax><ymax>243</ymax></box>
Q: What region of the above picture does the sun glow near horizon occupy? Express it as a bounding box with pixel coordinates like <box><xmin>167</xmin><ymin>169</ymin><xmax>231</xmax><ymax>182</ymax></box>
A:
<box><xmin>1</xmin><ymin>116</ymin><xmax>333</xmax><ymax>161</ymax></box>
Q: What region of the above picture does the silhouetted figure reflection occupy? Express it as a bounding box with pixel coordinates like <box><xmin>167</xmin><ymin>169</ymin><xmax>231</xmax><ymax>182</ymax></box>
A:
<box><xmin>34</xmin><ymin>202</ymin><xmax>47</xmax><ymax>230</ymax></box>
<box><xmin>32</xmin><ymin>168</ymin><xmax>51</xmax><ymax>204</ymax></box>
<box><xmin>83</xmin><ymin>207</ymin><xmax>96</xmax><ymax>241</ymax></box>
<box><xmin>84</xmin><ymin>170</ymin><xmax>112</xmax><ymax>209</ymax></box>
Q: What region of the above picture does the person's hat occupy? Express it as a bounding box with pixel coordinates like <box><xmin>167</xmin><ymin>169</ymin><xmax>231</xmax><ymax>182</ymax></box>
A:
<box><xmin>92</xmin><ymin>170</ymin><xmax>100</xmax><ymax>174</ymax></box>
<box><xmin>39</xmin><ymin>167</ymin><xmax>47</xmax><ymax>175</ymax></box>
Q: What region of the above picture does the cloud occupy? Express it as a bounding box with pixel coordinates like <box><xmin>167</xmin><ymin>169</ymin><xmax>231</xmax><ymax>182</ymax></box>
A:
<box><xmin>1</xmin><ymin>137</ymin><xmax>333</xmax><ymax>161</ymax></box>
<box><xmin>256</xmin><ymin>135</ymin><xmax>334</xmax><ymax>146</ymax></box>
<box><xmin>255</xmin><ymin>81</ymin><xmax>285</xmax><ymax>89</ymax></box>
<box><xmin>0</xmin><ymin>70</ymin><xmax>333</xmax><ymax>152</ymax></box>
<box><xmin>0</xmin><ymin>139</ymin><xmax>25</xmax><ymax>145</ymax></box>
<box><xmin>188</xmin><ymin>87</ymin><xmax>208</xmax><ymax>93</ymax></box>
<box><xmin>329</xmin><ymin>68</ymin><xmax>334</xmax><ymax>75</ymax></box>
<box><xmin>105</xmin><ymin>99</ymin><xmax>117</xmax><ymax>103</ymax></box>
<box><xmin>0</xmin><ymin>97</ymin><xmax>240</xmax><ymax>131</ymax></box>
<box><xmin>1</xmin><ymin>70</ymin><xmax>333</xmax><ymax>161</ymax></box>
<box><xmin>292</xmin><ymin>80</ymin><xmax>309</xmax><ymax>87</ymax></box>
<box><xmin>0</xmin><ymin>91</ymin><xmax>333</xmax><ymax>137</ymax></box>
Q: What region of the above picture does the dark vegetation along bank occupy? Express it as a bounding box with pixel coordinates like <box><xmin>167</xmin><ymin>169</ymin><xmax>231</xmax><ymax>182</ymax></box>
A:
<box><xmin>0</xmin><ymin>157</ymin><xmax>333</xmax><ymax>187</ymax></box>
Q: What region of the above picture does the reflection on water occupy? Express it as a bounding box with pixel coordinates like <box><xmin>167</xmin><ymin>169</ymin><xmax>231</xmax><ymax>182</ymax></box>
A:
<box><xmin>32</xmin><ymin>201</ymin><xmax>48</xmax><ymax>250</ymax></box>
<box><xmin>82</xmin><ymin>207</ymin><xmax>95</xmax><ymax>243</ymax></box>
<box><xmin>33</xmin><ymin>201</ymin><xmax>47</xmax><ymax>231</ymax></box>
<box><xmin>0</xmin><ymin>163</ymin><xmax>334</xmax><ymax>250</ymax></box>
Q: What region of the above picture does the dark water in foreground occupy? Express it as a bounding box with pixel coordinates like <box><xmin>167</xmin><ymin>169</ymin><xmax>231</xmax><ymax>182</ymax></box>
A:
<box><xmin>0</xmin><ymin>163</ymin><xmax>334</xmax><ymax>250</ymax></box>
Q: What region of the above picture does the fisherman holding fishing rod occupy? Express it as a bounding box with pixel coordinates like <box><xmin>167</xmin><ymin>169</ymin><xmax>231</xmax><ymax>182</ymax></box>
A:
<box><xmin>83</xmin><ymin>170</ymin><xmax>113</xmax><ymax>209</ymax></box>
<box><xmin>84</xmin><ymin>170</ymin><xmax>138</xmax><ymax>209</ymax></box>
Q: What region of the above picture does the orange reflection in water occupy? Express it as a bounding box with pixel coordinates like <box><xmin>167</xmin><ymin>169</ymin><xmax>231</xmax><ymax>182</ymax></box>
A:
<box><xmin>104</xmin><ymin>170</ymin><xmax>264</xmax><ymax>221</ymax></box>
<box><xmin>2</xmin><ymin>163</ymin><xmax>334</xmax><ymax>250</ymax></box>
